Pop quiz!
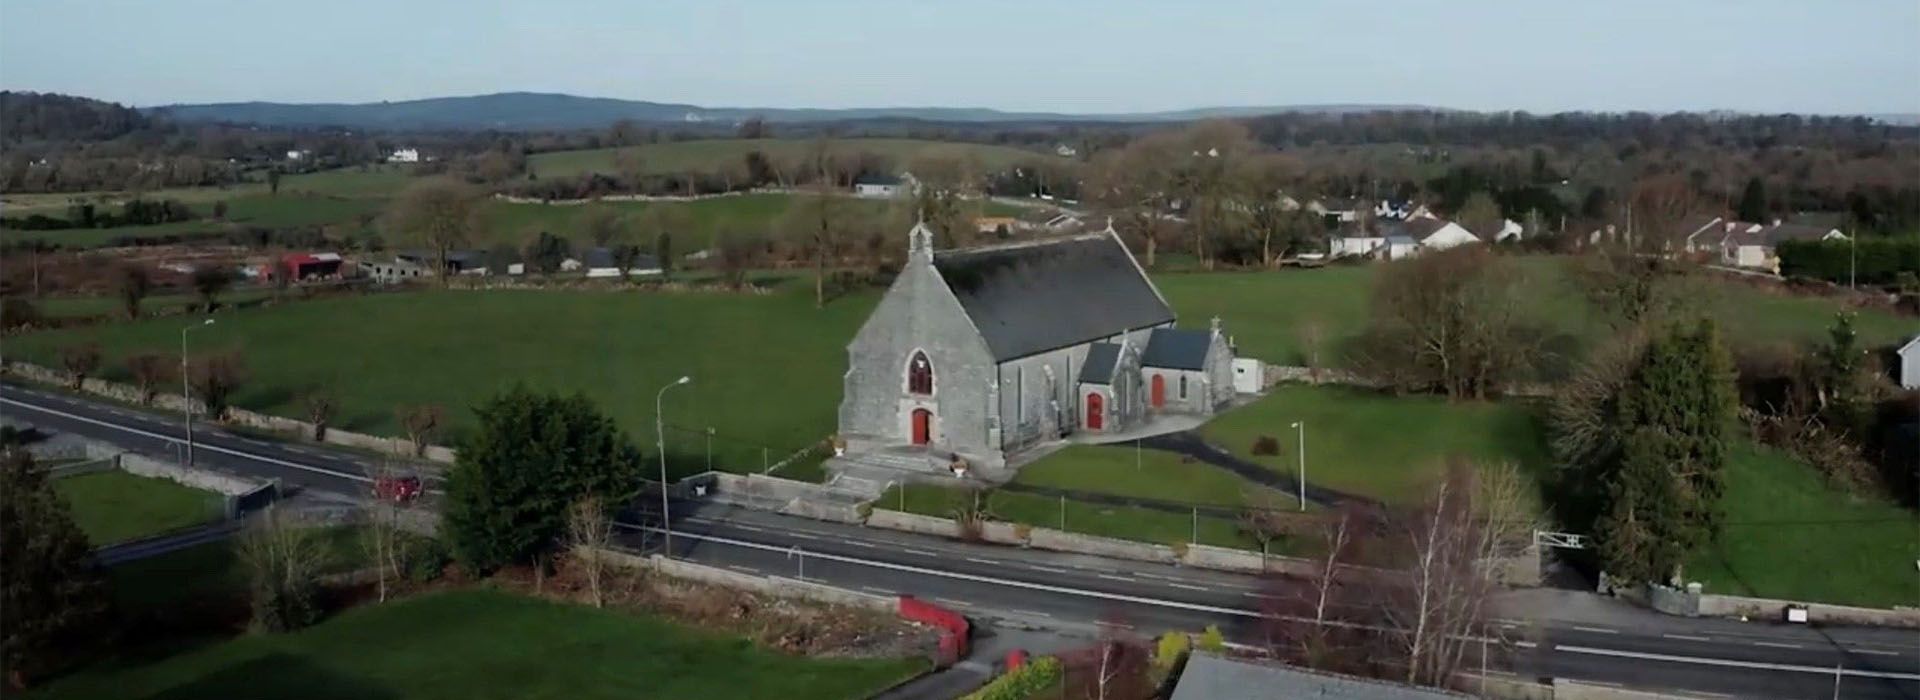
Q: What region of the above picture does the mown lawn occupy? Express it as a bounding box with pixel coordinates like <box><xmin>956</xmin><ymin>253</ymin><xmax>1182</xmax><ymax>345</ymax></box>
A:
<box><xmin>529</xmin><ymin>138</ymin><xmax>1060</xmax><ymax>179</ymax></box>
<box><xmin>1014</xmin><ymin>445</ymin><xmax>1285</xmax><ymax>508</ymax></box>
<box><xmin>1686</xmin><ymin>445</ymin><xmax>1920</xmax><ymax>608</ymax></box>
<box><xmin>54</xmin><ymin>470</ymin><xmax>223</xmax><ymax>545</ymax></box>
<box><xmin>1202</xmin><ymin>384</ymin><xmax>1554</xmax><ymax>505</ymax></box>
<box><xmin>7</xmin><ymin>286</ymin><xmax>877</xmax><ymax>474</ymax></box>
<box><xmin>31</xmin><ymin>588</ymin><xmax>925</xmax><ymax>700</ymax></box>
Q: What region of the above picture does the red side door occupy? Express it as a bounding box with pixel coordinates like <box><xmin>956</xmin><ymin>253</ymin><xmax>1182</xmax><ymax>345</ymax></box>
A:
<box><xmin>1086</xmin><ymin>394</ymin><xmax>1104</xmax><ymax>431</ymax></box>
<box><xmin>911</xmin><ymin>409</ymin><xmax>931</xmax><ymax>445</ymax></box>
<box><xmin>1150</xmin><ymin>375</ymin><xmax>1166</xmax><ymax>408</ymax></box>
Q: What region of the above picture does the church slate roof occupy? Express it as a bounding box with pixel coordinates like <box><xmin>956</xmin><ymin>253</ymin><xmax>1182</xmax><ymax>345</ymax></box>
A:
<box><xmin>932</xmin><ymin>233</ymin><xmax>1173</xmax><ymax>361</ymax></box>
<box><xmin>1080</xmin><ymin>342</ymin><xmax>1122</xmax><ymax>385</ymax></box>
<box><xmin>1141</xmin><ymin>328</ymin><xmax>1213</xmax><ymax>370</ymax></box>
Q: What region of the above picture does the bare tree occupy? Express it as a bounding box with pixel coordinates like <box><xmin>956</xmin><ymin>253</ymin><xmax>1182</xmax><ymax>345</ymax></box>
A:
<box><xmin>580</xmin><ymin>207</ymin><xmax>624</xmax><ymax>249</ymax></box>
<box><xmin>1297</xmin><ymin>317</ymin><xmax>1327</xmax><ymax>380</ymax></box>
<box><xmin>236</xmin><ymin>508</ymin><xmax>328</xmax><ymax>632</ymax></box>
<box><xmin>566</xmin><ymin>495</ymin><xmax>614</xmax><ymax>608</ymax></box>
<box><xmin>1626</xmin><ymin>174</ymin><xmax>1707</xmax><ymax>253</ymax></box>
<box><xmin>58</xmin><ymin>343</ymin><xmax>101</xmax><ymax>390</ymax></box>
<box><xmin>124</xmin><ymin>353</ymin><xmax>174</xmax><ymax>405</ymax></box>
<box><xmin>1172</xmin><ymin>120</ymin><xmax>1257</xmax><ymax>270</ymax></box>
<box><xmin>188</xmin><ymin>350</ymin><xmax>248</xmax><ymax>421</ymax></box>
<box><xmin>1090</xmin><ymin>133</ymin><xmax>1182</xmax><ymax>267</ymax></box>
<box><xmin>115</xmin><ymin>263</ymin><xmax>151</xmax><ymax>320</ymax></box>
<box><xmin>303</xmin><ymin>389</ymin><xmax>337</xmax><ymax>441</ymax></box>
<box><xmin>1353</xmin><ymin>246</ymin><xmax>1537</xmax><ymax>399</ymax></box>
<box><xmin>1375</xmin><ymin>461</ymin><xmax>1535</xmax><ymax>687</ymax></box>
<box><xmin>396</xmin><ymin>404</ymin><xmax>443</xmax><ymax>457</ymax></box>
<box><xmin>779</xmin><ymin>175</ymin><xmax>845</xmax><ymax>308</ymax></box>
<box><xmin>1453</xmin><ymin>192</ymin><xmax>1505</xmax><ymax>240</ymax></box>
<box><xmin>360</xmin><ymin>460</ymin><xmax>410</xmax><ymax>603</ymax></box>
<box><xmin>385</xmin><ymin>178</ymin><xmax>478</xmax><ymax>289</ymax></box>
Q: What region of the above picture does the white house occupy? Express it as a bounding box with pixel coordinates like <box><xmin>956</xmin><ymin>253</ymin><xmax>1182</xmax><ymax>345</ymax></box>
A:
<box><xmin>1054</xmin><ymin>143</ymin><xmax>1079</xmax><ymax>157</ymax></box>
<box><xmin>285</xmin><ymin>149</ymin><xmax>309</xmax><ymax>161</ymax></box>
<box><xmin>570</xmin><ymin>248</ymin><xmax>663</xmax><ymax>278</ymax></box>
<box><xmin>1392</xmin><ymin>217</ymin><xmax>1481</xmax><ymax>251</ymax></box>
<box><xmin>1308</xmin><ymin>198</ymin><xmax>1364</xmax><ymax>223</ymax></box>
<box><xmin>389</xmin><ymin>148</ymin><xmax>421</xmax><ymax>163</ymax></box>
<box><xmin>1900</xmin><ymin>335</ymin><xmax>1920</xmax><ymax>390</ymax></box>
<box><xmin>1328</xmin><ymin>233</ymin><xmax>1385</xmax><ymax>258</ymax></box>
<box><xmin>854</xmin><ymin>173</ymin><xmax>915</xmax><ymax>198</ymax></box>
<box><xmin>1716</xmin><ymin>221</ymin><xmax>1847</xmax><ymax>273</ymax></box>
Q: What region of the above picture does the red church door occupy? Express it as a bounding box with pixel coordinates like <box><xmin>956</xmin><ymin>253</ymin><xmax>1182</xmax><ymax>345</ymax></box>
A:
<box><xmin>1150</xmin><ymin>375</ymin><xmax>1166</xmax><ymax>408</ymax></box>
<box><xmin>1085</xmin><ymin>394</ymin><xmax>1104</xmax><ymax>431</ymax></box>
<box><xmin>911</xmin><ymin>409</ymin><xmax>932</xmax><ymax>445</ymax></box>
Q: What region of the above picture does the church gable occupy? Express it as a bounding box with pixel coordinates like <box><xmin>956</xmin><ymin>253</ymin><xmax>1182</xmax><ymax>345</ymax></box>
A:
<box><xmin>931</xmin><ymin>231</ymin><xmax>1174</xmax><ymax>362</ymax></box>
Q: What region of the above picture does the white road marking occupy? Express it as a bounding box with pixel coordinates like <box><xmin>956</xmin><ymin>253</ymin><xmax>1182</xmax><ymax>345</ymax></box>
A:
<box><xmin>1753</xmin><ymin>641</ymin><xmax>1802</xmax><ymax>650</ymax></box>
<box><xmin>1137</xmin><ymin>573</ymin><xmax>1181</xmax><ymax>581</ymax></box>
<box><xmin>1572</xmin><ymin>625</ymin><xmax>1619</xmax><ymax>634</ymax></box>
<box><xmin>965</xmin><ymin>557</ymin><xmax>999</xmax><ymax>565</ymax></box>
<box><xmin>1013</xmin><ymin>609</ymin><xmax>1052</xmax><ymax>618</ymax></box>
<box><xmin>1849</xmin><ymin>649</ymin><xmax>1900</xmax><ymax>657</ymax></box>
<box><xmin>845</xmin><ymin>540</ymin><xmax>877</xmax><ymax>548</ymax></box>
<box><xmin>860</xmin><ymin>586</ymin><xmax>893</xmax><ymax>595</ymax></box>
<box><xmin>935</xmin><ymin>598</ymin><xmax>973</xmax><ymax>608</ymax></box>
<box><xmin>1243</xmin><ymin>591</ymin><xmax>1279</xmax><ymax>599</ymax></box>
<box><xmin>727</xmin><ymin>565</ymin><xmax>758</xmax><ymax>574</ymax></box>
<box><xmin>684</xmin><ymin>516</ymin><xmax>713</xmax><ymax>524</ymax></box>
<box><xmin>1662</xmin><ymin>634</ymin><xmax>1710</xmax><ymax>642</ymax></box>
<box><xmin>1555</xmin><ymin>644</ymin><xmax>1920</xmax><ymax>681</ymax></box>
<box><xmin>901</xmin><ymin>548</ymin><xmax>936</xmax><ymax>556</ymax></box>
<box><xmin>1167</xmin><ymin>583</ymin><xmax>1209</xmax><ymax>592</ymax></box>
<box><xmin>732</xmin><ymin>524</ymin><xmax>764</xmax><ymax>532</ymax></box>
<box><xmin>1099</xmin><ymin>574</ymin><xmax>1135</xmax><ymax>582</ymax></box>
<box><xmin>786</xmin><ymin>532</ymin><xmax>818</xmax><ymax>540</ymax></box>
<box><xmin>2</xmin><ymin>397</ymin><xmax>373</xmax><ymax>484</ymax></box>
<box><xmin>1027</xmin><ymin>565</ymin><xmax>1069</xmax><ymax>574</ymax></box>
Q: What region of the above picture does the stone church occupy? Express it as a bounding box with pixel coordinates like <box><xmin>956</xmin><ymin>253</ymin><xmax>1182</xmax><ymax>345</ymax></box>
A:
<box><xmin>838</xmin><ymin>222</ymin><xmax>1236</xmax><ymax>471</ymax></box>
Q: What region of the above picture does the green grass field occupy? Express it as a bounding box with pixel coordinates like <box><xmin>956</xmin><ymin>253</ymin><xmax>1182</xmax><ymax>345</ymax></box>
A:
<box><xmin>31</xmin><ymin>588</ymin><xmax>925</xmax><ymax>700</ymax></box>
<box><xmin>1</xmin><ymin>165</ymin><xmax>417</xmax><ymax>216</ymax></box>
<box><xmin>1201</xmin><ymin>384</ymin><xmax>1553</xmax><ymax>505</ymax></box>
<box><xmin>54</xmin><ymin>470</ymin><xmax>223</xmax><ymax>545</ymax></box>
<box><xmin>1686</xmin><ymin>445</ymin><xmax>1920</xmax><ymax>608</ymax></box>
<box><xmin>529</xmin><ymin>138</ymin><xmax>1061</xmax><ymax>179</ymax></box>
<box><xmin>6</xmin><ymin>286</ymin><xmax>876</xmax><ymax>474</ymax></box>
<box><xmin>1158</xmin><ymin>258</ymin><xmax>1912</xmax><ymax>366</ymax></box>
<box><xmin>1015</xmin><ymin>445</ymin><xmax>1285</xmax><ymax>508</ymax></box>
<box><xmin>38</xmin><ymin>289</ymin><xmax>275</xmax><ymax>319</ymax></box>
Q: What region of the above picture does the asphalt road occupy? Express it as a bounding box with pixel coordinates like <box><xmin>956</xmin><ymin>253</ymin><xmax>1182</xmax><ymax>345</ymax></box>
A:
<box><xmin>6</xmin><ymin>383</ymin><xmax>1916</xmax><ymax>700</ymax></box>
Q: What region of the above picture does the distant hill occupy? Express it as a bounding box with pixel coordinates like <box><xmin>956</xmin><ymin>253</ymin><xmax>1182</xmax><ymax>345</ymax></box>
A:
<box><xmin>143</xmin><ymin>91</ymin><xmax>1444</xmax><ymax>131</ymax></box>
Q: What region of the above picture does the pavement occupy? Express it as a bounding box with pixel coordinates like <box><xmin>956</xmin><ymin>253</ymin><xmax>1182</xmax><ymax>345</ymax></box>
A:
<box><xmin>5</xmin><ymin>381</ymin><xmax>1917</xmax><ymax>700</ymax></box>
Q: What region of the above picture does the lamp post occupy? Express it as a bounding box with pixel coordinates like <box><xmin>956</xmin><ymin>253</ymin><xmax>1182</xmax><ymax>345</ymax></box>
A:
<box><xmin>656</xmin><ymin>375</ymin><xmax>691</xmax><ymax>556</ymax></box>
<box><xmin>181</xmin><ymin>319</ymin><xmax>214</xmax><ymax>467</ymax></box>
<box><xmin>1290</xmin><ymin>421</ymin><xmax>1306</xmax><ymax>511</ymax></box>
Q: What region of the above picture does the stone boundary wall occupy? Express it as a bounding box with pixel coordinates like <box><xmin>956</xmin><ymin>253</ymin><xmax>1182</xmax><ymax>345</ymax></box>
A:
<box><xmin>492</xmin><ymin>187</ymin><xmax>804</xmax><ymax>206</ymax></box>
<box><xmin>119</xmin><ymin>451</ymin><xmax>260</xmax><ymax>496</ymax></box>
<box><xmin>46</xmin><ymin>456</ymin><xmax>117</xmax><ymax>478</ymax></box>
<box><xmin>592</xmin><ymin>547</ymin><xmax>894</xmax><ymax>613</ymax></box>
<box><xmin>1263</xmin><ymin>362</ymin><xmax>1553</xmax><ymax>398</ymax></box>
<box><xmin>1699</xmin><ymin>593</ymin><xmax>1920</xmax><ymax>628</ymax></box>
<box><xmin>3</xmin><ymin>361</ymin><xmax>458</xmax><ymax>464</ymax></box>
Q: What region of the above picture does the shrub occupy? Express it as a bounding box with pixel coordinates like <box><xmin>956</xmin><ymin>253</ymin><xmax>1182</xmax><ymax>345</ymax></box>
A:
<box><xmin>1153</xmin><ymin>631</ymin><xmax>1191</xmax><ymax>677</ymax></box>
<box><xmin>1</xmin><ymin>298</ymin><xmax>41</xmax><ymax>331</ymax></box>
<box><xmin>960</xmin><ymin>656</ymin><xmax>1061</xmax><ymax>700</ymax></box>
<box><xmin>1197</xmin><ymin>625</ymin><xmax>1227</xmax><ymax>652</ymax></box>
<box><xmin>1251</xmin><ymin>435</ymin><xmax>1280</xmax><ymax>456</ymax></box>
<box><xmin>406</xmin><ymin>537</ymin><xmax>452</xmax><ymax>584</ymax></box>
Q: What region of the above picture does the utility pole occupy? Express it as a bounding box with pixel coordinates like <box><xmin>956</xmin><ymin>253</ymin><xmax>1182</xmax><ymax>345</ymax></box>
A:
<box><xmin>655</xmin><ymin>375</ymin><xmax>692</xmax><ymax>556</ymax></box>
<box><xmin>1291</xmin><ymin>421</ymin><xmax>1307</xmax><ymax>511</ymax></box>
<box><xmin>180</xmin><ymin>319</ymin><xmax>213</xmax><ymax>467</ymax></box>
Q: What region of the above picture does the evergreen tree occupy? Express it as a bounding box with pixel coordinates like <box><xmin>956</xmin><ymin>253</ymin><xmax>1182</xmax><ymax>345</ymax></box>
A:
<box><xmin>1595</xmin><ymin>320</ymin><xmax>1736</xmax><ymax>584</ymax></box>
<box><xmin>1</xmin><ymin>450</ymin><xmax>109</xmax><ymax>685</ymax></box>
<box><xmin>1737</xmin><ymin>177</ymin><xmax>1768</xmax><ymax>223</ymax></box>
<box><xmin>444</xmin><ymin>387</ymin><xmax>643</xmax><ymax>573</ymax></box>
<box><xmin>1815</xmin><ymin>312</ymin><xmax>1867</xmax><ymax>435</ymax></box>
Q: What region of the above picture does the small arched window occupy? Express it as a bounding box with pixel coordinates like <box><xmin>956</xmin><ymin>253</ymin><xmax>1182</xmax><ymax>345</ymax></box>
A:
<box><xmin>908</xmin><ymin>351</ymin><xmax>934</xmax><ymax>395</ymax></box>
<box><xmin>1178</xmin><ymin>375</ymin><xmax>1188</xmax><ymax>399</ymax></box>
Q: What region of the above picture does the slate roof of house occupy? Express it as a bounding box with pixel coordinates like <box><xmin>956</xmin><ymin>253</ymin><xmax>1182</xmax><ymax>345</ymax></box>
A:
<box><xmin>1080</xmin><ymin>342</ymin><xmax>1122</xmax><ymax>385</ymax></box>
<box><xmin>1763</xmin><ymin>222</ymin><xmax>1840</xmax><ymax>244</ymax></box>
<box><xmin>1141</xmin><ymin>328</ymin><xmax>1213</xmax><ymax>370</ymax></box>
<box><xmin>581</xmin><ymin>247</ymin><xmax>661</xmax><ymax>269</ymax></box>
<box><xmin>932</xmin><ymin>233</ymin><xmax>1173</xmax><ymax>361</ymax></box>
<box><xmin>1169</xmin><ymin>653</ymin><xmax>1466</xmax><ymax>700</ymax></box>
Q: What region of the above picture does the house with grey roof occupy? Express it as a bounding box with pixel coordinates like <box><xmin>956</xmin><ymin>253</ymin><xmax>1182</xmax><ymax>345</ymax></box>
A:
<box><xmin>1170</xmin><ymin>653</ymin><xmax>1467</xmax><ymax>700</ymax></box>
<box><xmin>838</xmin><ymin>222</ymin><xmax>1238</xmax><ymax>471</ymax></box>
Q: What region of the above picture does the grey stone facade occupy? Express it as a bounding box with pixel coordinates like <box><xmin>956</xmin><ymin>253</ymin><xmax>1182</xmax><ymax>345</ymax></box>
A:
<box><xmin>838</xmin><ymin>224</ymin><xmax>1239</xmax><ymax>469</ymax></box>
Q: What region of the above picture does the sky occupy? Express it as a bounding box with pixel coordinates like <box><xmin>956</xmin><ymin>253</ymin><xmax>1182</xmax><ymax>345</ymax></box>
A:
<box><xmin>3</xmin><ymin>0</ymin><xmax>1917</xmax><ymax>115</ymax></box>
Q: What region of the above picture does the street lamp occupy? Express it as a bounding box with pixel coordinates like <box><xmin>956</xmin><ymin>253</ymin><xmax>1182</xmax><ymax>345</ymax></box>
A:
<box><xmin>181</xmin><ymin>319</ymin><xmax>214</xmax><ymax>467</ymax></box>
<box><xmin>656</xmin><ymin>375</ymin><xmax>691</xmax><ymax>556</ymax></box>
<box><xmin>1290</xmin><ymin>421</ymin><xmax>1306</xmax><ymax>511</ymax></box>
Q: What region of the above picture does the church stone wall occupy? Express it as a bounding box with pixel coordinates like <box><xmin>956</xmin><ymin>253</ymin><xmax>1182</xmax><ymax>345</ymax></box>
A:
<box><xmin>839</xmin><ymin>254</ymin><xmax>996</xmax><ymax>460</ymax></box>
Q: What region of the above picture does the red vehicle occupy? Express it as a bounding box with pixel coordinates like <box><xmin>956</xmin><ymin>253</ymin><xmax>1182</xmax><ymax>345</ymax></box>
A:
<box><xmin>372</xmin><ymin>474</ymin><xmax>423</xmax><ymax>504</ymax></box>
